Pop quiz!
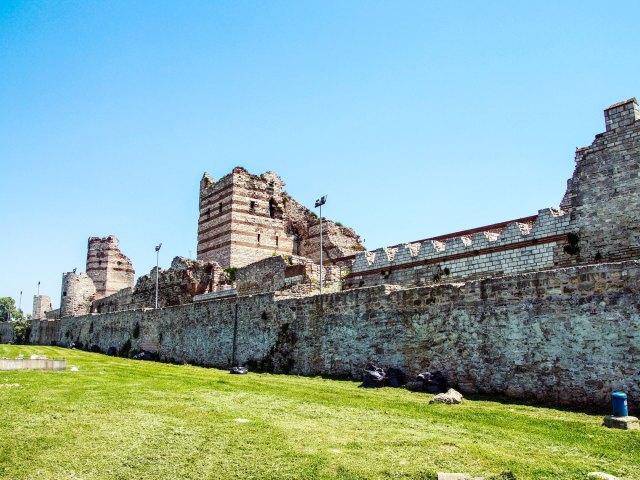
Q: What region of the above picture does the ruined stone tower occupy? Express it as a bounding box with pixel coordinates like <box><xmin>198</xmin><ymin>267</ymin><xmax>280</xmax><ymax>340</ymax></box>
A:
<box><xmin>197</xmin><ymin>167</ymin><xmax>362</xmax><ymax>268</ymax></box>
<box><xmin>85</xmin><ymin>236</ymin><xmax>135</xmax><ymax>299</ymax></box>
<box><xmin>32</xmin><ymin>295</ymin><xmax>52</xmax><ymax>320</ymax></box>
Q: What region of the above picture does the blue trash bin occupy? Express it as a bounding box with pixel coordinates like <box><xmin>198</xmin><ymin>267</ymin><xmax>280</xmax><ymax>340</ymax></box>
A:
<box><xmin>612</xmin><ymin>391</ymin><xmax>628</xmax><ymax>417</ymax></box>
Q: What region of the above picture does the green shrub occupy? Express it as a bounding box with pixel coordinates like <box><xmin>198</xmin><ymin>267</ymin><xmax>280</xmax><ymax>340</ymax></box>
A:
<box><xmin>224</xmin><ymin>267</ymin><xmax>238</xmax><ymax>283</ymax></box>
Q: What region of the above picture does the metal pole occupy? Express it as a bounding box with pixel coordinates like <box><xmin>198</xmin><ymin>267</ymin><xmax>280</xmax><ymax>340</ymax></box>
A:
<box><xmin>319</xmin><ymin>203</ymin><xmax>323</xmax><ymax>295</ymax></box>
<box><xmin>232</xmin><ymin>303</ymin><xmax>238</xmax><ymax>367</ymax></box>
<box><xmin>19</xmin><ymin>291</ymin><xmax>22</xmax><ymax>311</ymax></box>
<box><xmin>37</xmin><ymin>281</ymin><xmax>40</xmax><ymax>297</ymax></box>
<box><xmin>155</xmin><ymin>248</ymin><xmax>159</xmax><ymax>309</ymax></box>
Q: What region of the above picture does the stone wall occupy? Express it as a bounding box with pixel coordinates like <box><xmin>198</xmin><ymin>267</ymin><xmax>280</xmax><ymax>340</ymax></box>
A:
<box><xmin>236</xmin><ymin>254</ymin><xmax>345</xmax><ymax>296</ymax></box>
<box><xmin>26</xmin><ymin>260</ymin><xmax>640</xmax><ymax>412</ymax></box>
<box><xmin>0</xmin><ymin>322</ymin><xmax>14</xmax><ymax>344</ymax></box>
<box><xmin>85</xmin><ymin>236</ymin><xmax>135</xmax><ymax>299</ymax></box>
<box><xmin>197</xmin><ymin>167</ymin><xmax>362</xmax><ymax>268</ymax></box>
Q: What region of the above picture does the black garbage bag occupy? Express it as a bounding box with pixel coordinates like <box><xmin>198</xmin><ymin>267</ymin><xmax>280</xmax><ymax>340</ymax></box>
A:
<box><xmin>230</xmin><ymin>366</ymin><xmax>249</xmax><ymax>374</ymax></box>
<box><xmin>361</xmin><ymin>364</ymin><xmax>386</xmax><ymax>388</ymax></box>
<box><xmin>417</xmin><ymin>371</ymin><xmax>447</xmax><ymax>393</ymax></box>
<box><xmin>106</xmin><ymin>346</ymin><xmax>117</xmax><ymax>356</ymax></box>
<box><xmin>385</xmin><ymin>367</ymin><xmax>406</xmax><ymax>388</ymax></box>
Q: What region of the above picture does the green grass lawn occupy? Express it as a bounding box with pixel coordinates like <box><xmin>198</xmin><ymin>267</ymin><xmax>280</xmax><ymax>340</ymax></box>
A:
<box><xmin>0</xmin><ymin>346</ymin><xmax>638</xmax><ymax>480</ymax></box>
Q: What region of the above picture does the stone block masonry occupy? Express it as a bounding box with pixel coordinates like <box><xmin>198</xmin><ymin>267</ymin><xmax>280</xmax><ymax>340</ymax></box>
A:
<box><xmin>27</xmin><ymin>260</ymin><xmax>640</xmax><ymax>412</ymax></box>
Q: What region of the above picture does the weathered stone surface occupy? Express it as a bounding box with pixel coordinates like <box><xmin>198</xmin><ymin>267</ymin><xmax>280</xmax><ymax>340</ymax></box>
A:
<box><xmin>24</xmin><ymin>260</ymin><xmax>640</xmax><ymax>411</ymax></box>
<box><xmin>430</xmin><ymin>389</ymin><xmax>464</xmax><ymax>405</ymax></box>
<box><xmin>197</xmin><ymin>167</ymin><xmax>362</xmax><ymax>268</ymax></box>
<box><xmin>603</xmin><ymin>415</ymin><xmax>639</xmax><ymax>430</ymax></box>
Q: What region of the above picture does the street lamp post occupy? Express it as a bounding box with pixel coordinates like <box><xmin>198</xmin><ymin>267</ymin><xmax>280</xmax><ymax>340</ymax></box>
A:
<box><xmin>19</xmin><ymin>291</ymin><xmax>22</xmax><ymax>312</ymax></box>
<box><xmin>315</xmin><ymin>195</ymin><xmax>327</xmax><ymax>294</ymax></box>
<box><xmin>155</xmin><ymin>243</ymin><xmax>162</xmax><ymax>309</ymax></box>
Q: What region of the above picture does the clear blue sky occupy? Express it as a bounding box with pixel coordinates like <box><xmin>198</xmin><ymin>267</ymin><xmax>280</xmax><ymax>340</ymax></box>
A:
<box><xmin>1</xmin><ymin>1</ymin><xmax>639</xmax><ymax>313</ymax></box>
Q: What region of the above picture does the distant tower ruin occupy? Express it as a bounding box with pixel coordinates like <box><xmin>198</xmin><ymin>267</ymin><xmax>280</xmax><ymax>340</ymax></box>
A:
<box><xmin>32</xmin><ymin>295</ymin><xmax>52</xmax><ymax>320</ymax></box>
<box><xmin>196</xmin><ymin>167</ymin><xmax>362</xmax><ymax>268</ymax></box>
<box><xmin>85</xmin><ymin>236</ymin><xmax>135</xmax><ymax>299</ymax></box>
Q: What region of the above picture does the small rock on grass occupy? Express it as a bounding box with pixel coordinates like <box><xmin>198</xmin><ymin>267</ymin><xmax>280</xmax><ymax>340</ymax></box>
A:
<box><xmin>430</xmin><ymin>388</ymin><xmax>464</xmax><ymax>405</ymax></box>
<box><xmin>70</xmin><ymin>366</ymin><xmax>79</xmax><ymax>372</ymax></box>
<box><xmin>587</xmin><ymin>473</ymin><xmax>621</xmax><ymax>480</ymax></box>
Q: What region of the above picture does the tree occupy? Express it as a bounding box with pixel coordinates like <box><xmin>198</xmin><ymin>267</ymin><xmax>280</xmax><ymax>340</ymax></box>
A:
<box><xmin>0</xmin><ymin>297</ymin><xmax>22</xmax><ymax>322</ymax></box>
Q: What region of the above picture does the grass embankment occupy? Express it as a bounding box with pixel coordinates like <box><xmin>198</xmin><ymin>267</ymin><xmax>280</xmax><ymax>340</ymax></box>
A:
<box><xmin>0</xmin><ymin>346</ymin><xmax>638</xmax><ymax>480</ymax></box>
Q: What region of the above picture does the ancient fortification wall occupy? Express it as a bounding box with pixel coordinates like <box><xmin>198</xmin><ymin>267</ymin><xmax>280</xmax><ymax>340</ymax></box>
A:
<box><xmin>27</xmin><ymin>260</ymin><xmax>640</xmax><ymax>411</ymax></box>
<box><xmin>197</xmin><ymin>167</ymin><xmax>362</xmax><ymax>268</ymax></box>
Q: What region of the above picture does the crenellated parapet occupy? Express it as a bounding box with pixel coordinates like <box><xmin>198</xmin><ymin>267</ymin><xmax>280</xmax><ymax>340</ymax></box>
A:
<box><xmin>349</xmin><ymin>208</ymin><xmax>571</xmax><ymax>287</ymax></box>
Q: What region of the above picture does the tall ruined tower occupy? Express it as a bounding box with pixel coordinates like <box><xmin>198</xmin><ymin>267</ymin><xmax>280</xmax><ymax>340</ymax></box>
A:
<box><xmin>85</xmin><ymin>236</ymin><xmax>135</xmax><ymax>299</ymax></box>
<box><xmin>558</xmin><ymin>98</ymin><xmax>640</xmax><ymax>264</ymax></box>
<box><xmin>197</xmin><ymin>167</ymin><xmax>362</xmax><ymax>268</ymax></box>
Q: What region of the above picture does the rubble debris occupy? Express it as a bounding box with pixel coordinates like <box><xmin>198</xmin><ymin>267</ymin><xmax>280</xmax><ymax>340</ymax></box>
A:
<box><xmin>430</xmin><ymin>388</ymin><xmax>464</xmax><ymax>405</ymax></box>
<box><xmin>587</xmin><ymin>473</ymin><xmax>621</xmax><ymax>480</ymax></box>
<box><xmin>230</xmin><ymin>366</ymin><xmax>248</xmax><ymax>374</ymax></box>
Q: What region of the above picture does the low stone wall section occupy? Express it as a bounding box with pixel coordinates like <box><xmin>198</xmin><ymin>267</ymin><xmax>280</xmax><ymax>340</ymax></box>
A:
<box><xmin>0</xmin><ymin>359</ymin><xmax>66</xmax><ymax>371</ymax></box>
<box><xmin>24</xmin><ymin>260</ymin><xmax>640</xmax><ymax>412</ymax></box>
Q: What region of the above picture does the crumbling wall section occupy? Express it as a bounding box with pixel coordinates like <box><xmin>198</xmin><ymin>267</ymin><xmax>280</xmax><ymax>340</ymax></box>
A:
<box><xmin>556</xmin><ymin>98</ymin><xmax>640</xmax><ymax>265</ymax></box>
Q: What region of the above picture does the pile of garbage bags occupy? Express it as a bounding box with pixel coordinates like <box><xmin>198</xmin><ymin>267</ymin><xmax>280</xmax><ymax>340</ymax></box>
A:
<box><xmin>361</xmin><ymin>363</ymin><xmax>448</xmax><ymax>394</ymax></box>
